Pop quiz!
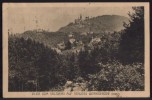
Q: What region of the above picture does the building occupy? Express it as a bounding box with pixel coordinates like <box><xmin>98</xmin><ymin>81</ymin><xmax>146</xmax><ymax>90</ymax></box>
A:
<box><xmin>69</xmin><ymin>38</ymin><xmax>76</xmax><ymax>44</ymax></box>
<box><xmin>75</xmin><ymin>14</ymin><xmax>83</xmax><ymax>24</ymax></box>
<box><xmin>52</xmin><ymin>47</ymin><xmax>62</xmax><ymax>54</ymax></box>
<box><xmin>80</xmin><ymin>32</ymin><xmax>87</xmax><ymax>36</ymax></box>
<box><xmin>89</xmin><ymin>37</ymin><xmax>101</xmax><ymax>48</ymax></box>
<box><xmin>85</xmin><ymin>16</ymin><xmax>89</xmax><ymax>20</ymax></box>
<box><xmin>68</xmin><ymin>34</ymin><xmax>74</xmax><ymax>38</ymax></box>
<box><xmin>88</xmin><ymin>31</ymin><xmax>94</xmax><ymax>35</ymax></box>
<box><xmin>91</xmin><ymin>37</ymin><xmax>101</xmax><ymax>43</ymax></box>
<box><xmin>57</xmin><ymin>41</ymin><xmax>66</xmax><ymax>50</ymax></box>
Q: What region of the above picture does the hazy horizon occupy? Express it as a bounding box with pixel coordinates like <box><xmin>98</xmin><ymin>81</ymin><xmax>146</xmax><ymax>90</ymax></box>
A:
<box><xmin>6</xmin><ymin>6</ymin><xmax>134</xmax><ymax>34</ymax></box>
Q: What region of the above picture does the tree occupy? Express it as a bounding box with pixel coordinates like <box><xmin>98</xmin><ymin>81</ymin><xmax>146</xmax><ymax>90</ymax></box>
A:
<box><xmin>119</xmin><ymin>7</ymin><xmax>144</xmax><ymax>64</ymax></box>
<box><xmin>8</xmin><ymin>36</ymin><xmax>61</xmax><ymax>91</ymax></box>
<box><xmin>78</xmin><ymin>49</ymin><xmax>100</xmax><ymax>78</ymax></box>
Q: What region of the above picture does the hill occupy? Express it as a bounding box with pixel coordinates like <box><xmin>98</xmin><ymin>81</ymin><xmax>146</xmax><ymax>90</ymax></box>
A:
<box><xmin>16</xmin><ymin>15</ymin><xmax>129</xmax><ymax>48</ymax></box>
<box><xmin>58</xmin><ymin>15</ymin><xmax>129</xmax><ymax>33</ymax></box>
<box><xmin>16</xmin><ymin>30</ymin><xmax>69</xmax><ymax>48</ymax></box>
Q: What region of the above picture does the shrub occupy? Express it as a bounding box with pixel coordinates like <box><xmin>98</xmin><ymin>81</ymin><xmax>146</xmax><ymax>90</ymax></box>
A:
<box><xmin>88</xmin><ymin>61</ymin><xmax>144</xmax><ymax>91</ymax></box>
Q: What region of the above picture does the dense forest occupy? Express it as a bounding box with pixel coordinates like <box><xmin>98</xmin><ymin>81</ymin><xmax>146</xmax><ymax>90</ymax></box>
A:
<box><xmin>9</xmin><ymin>7</ymin><xmax>144</xmax><ymax>91</ymax></box>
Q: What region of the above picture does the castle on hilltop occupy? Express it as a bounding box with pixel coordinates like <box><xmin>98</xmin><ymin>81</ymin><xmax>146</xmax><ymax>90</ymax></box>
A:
<box><xmin>74</xmin><ymin>14</ymin><xmax>90</xmax><ymax>24</ymax></box>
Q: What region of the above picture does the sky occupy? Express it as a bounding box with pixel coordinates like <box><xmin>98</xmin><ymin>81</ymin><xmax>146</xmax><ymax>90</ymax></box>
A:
<box><xmin>5</xmin><ymin>5</ymin><xmax>134</xmax><ymax>34</ymax></box>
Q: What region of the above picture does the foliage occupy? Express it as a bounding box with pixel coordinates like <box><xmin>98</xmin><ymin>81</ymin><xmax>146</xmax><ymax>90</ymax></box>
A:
<box><xmin>8</xmin><ymin>7</ymin><xmax>145</xmax><ymax>91</ymax></box>
<box><xmin>8</xmin><ymin>35</ymin><xmax>63</xmax><ymax>91</ymax></box>
<box><xmin>87</xmin><ymin>61</ymin><xmax>144</xmax><ymax>91</ymax></box>
<box><xmin>119</xmin><ymin>7</ymin><xmax>144</xmax><ymax>64</ymax></box>
<box><xmin>59</xmin><ymin>53</ymin><xmax>80</xmax><ymax>81</ymax></box>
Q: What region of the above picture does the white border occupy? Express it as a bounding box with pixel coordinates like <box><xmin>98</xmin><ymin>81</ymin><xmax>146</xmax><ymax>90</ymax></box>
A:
<box><xmin>3</xmin><ymin>2</ymin><xmax>150</xmax><ymax>98</ymax></box>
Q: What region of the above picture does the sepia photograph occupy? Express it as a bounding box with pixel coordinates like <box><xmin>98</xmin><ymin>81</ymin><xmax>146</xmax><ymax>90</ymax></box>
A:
<box><xmin>3</xmin><ymin>3</ymin><xmax>150</xmax><ymax>98</ymax></box>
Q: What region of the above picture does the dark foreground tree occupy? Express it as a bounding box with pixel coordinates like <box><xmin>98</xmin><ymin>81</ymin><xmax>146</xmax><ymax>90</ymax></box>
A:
<box><xmin>119</xmin><ymin>7</ymin><xmax>144</xmax><ymax>64</ymax></box>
